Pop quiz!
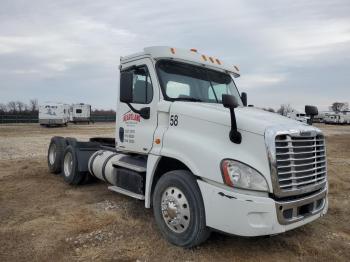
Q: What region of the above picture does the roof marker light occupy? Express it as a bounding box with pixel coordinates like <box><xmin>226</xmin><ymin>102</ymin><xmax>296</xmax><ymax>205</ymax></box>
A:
<box><xmin>190</xmin><ymin>48</ymin><xmax>198</xmax><ymax>52</ymax></box>
<box><xmin>209</xmin><ymin>57</ymin><xmax>214</xmax><ymax>63</ymax></box>
<box><xmin>234</xmin><ymin>65</ymin><xmax>240</xmax><ymax>71</ymax></box>
<box><xmin>170</xmin><ymin>48</ymin><xmax>176</xmax><ymax>54</ymax></box>
<box><xmin>215</xmin><ymin>58</ymin><xmax>221</xmax><ymax>65</ymax></box>
<box><xmin>201</xmin><ymin>55</ymin><xmax>207</xmax><ymax>61</ymax></box>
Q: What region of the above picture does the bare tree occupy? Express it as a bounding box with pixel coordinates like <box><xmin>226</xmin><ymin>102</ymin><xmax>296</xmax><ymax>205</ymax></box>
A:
<box><xmin>330</xmin><ymin>102</ymin><xmax>349</xmax><ymax>113</ymax></box>
<box><xmin>7</xmin><ymin>101</ymin><xmax>17</xmax><ymax>113</ymax></box>
<box><xmin>277</xmin><ymin>104</ymin><xmax>294</xmax><ymax>116</ymax></box>
<box><xmin>29</xmin><ymin>99</ymin><xmax>38</xmax><ymax>112</ymax></box>
<box><xmin>0</xmin><ymin>103</ymin><xmax>7</xmax><ymax>113</ymax></box>
<box><xmin>16</xmin><ymin>101</ymin><xmax>26</xmax><ymax>113</ymax></box>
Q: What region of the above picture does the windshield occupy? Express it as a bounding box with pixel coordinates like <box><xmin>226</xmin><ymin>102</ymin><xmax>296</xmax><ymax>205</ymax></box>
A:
<box><xmin>156</xmin><ymin>60</ymin><xmax>243</xmax><ymax>105</ymax></box>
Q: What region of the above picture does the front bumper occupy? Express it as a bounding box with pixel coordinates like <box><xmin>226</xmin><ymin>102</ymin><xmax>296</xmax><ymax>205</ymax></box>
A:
<box><xmin>198</xmin><ymin>180</ymin><xmax>328</xmax><ymax>236</ymax></box>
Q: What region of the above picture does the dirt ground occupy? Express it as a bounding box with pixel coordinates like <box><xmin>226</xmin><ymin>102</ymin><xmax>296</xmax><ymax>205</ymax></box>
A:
<box><xmin>0</xmin><ymin>123</ymin><xmax>349</xmax><ymax>261</ymax></box>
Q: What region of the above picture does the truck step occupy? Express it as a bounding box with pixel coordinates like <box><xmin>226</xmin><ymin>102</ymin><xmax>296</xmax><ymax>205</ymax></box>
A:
<box><xmin>108</xmin><ymin>186</ymin><xmax>145</xmax><ymax>200</ymax></box>
<box><xmin>112</xmin><ymin>155</ymin><xmax>147</xmax><ymax>173</ymax></box>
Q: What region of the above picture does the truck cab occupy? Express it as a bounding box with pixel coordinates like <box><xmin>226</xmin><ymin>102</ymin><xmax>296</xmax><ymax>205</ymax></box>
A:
<box><xmin>47</xmin><ymin>47</ymin><xmax>328</xmax><ymax>247</ymax></box>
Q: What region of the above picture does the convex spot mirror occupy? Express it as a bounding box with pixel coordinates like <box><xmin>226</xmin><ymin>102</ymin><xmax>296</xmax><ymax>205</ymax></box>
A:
<box><xmin>241</xmin><ymin>92</ymin><xmax>247</xmax><ymax>106</ymax></box>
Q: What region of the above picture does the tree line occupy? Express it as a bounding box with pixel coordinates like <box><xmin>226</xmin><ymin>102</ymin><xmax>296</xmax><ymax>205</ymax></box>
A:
<box><xmin>0</xmin><ymin>99</ymin><xmax>116</xmax><ymax>116</ymax></box>
<box><xmin>0</xmin><ymin>99</ymin><xmax>39</xmax><ymax>115</ymax></box>
<box><xmin>274</xmin><ymin>102</ymin><xmax>349</xmax><ymax>116</ymax></box>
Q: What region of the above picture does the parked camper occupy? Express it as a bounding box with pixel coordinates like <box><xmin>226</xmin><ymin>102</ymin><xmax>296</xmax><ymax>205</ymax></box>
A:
<box><xmin>70</xmin><ymin>103</ymin><xmax>91</xmax><ymax>124</ymax></box>
<box><xmin>324</xmin><ymin>112</ymin><xmax>350</xmax><ymax>125</ymax></box>
<box><xmin>286</xmin><ymin>111</ymin><xmax>309</xmax><ymax>124</ymax></box>
<box><xmin>338</xmin><ymin>111</ymin><xmax>350</xmax><ymax>124</ymax></box>
<box><xmin>46</xmin><ymin>47</ymin><xmax>327</xmax><ymax>247</ymax></box>
<box><xmin>39</xmin><ymin>102</ymin><xmax>70</xmax><ymax>127</ymax></box>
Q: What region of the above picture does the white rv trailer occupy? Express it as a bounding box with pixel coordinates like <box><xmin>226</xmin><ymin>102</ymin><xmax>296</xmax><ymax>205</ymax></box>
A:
<box><xmin>337</xmin><ymin>111</ymin><xmax>350</xmax><ymax>124</ymax></box>
<box><xmin>286</xmin><ymin>110</ymin><xmax>310</xmax><ymax>124</ymax></box>
<box><xmin>70</xmin><ymin>103</ymin><xmax>91</xmax><ymax>123</ymax></box>
<box><xmin>324</xmin><ymin>112</ymin><xmax>350</xmax><ymax>124</ymax></box>
<box><xmin>39</xmin><ymin>102</ymin><xmax>70</xmax><ymax>127</ymax></box>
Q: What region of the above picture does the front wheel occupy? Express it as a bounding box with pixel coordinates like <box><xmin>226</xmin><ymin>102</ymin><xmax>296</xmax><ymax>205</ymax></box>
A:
<box><xmin>153</xmin><ymin>170</ymin><xmax>210</xmax><ymax>248</ymax></box>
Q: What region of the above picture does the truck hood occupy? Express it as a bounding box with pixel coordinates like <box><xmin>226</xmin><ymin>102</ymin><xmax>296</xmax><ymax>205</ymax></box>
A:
<box><xmin>171</xmin><ymin>102</ymin><xmax>310</xmax><ymax>135</ymax></box>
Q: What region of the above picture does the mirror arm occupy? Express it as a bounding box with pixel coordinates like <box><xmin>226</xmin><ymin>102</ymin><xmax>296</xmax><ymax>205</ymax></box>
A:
<box><xmin>126</xmin><ymin>103</ymin><xmax>150</xmax><ymax>119</ymax></box>
<box><xmin>228</xmin><ymin>107</ymin><xmax>242</xmax><ymax>144</ymax></box>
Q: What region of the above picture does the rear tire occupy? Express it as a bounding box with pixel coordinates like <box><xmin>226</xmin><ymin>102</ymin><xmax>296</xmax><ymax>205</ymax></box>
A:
<box><xmin>62</xmin><ymin>145</ymin><xmax>87</xmax><ymax>185</ymax></box>
<box><xmin>48</xmin><ymin>136</ymin><xmax>66</xmax><ymax>174</ymax></box>
<box><xmin>153</xmin><ymin>170</ymin><xmax>210</xmax><ymax>248</ymax></box>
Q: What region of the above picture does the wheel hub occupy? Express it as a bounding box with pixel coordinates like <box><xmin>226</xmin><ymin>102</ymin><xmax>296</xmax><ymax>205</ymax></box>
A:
<box><xmin>49</xmin><ymin>144</ymin><xmax>56</xmax><ymax>165</ymax></box>
<box><xmin>161</xmin><ymin>187</ymin><xmax>190</xmax><ymax>233</ymax></box>
<box><xmin>63</xmin><ymin>152</ymin><xmax>73</xmax><ymax>177</ymax></box>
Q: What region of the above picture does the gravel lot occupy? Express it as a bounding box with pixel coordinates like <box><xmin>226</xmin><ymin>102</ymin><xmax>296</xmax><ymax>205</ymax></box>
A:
<box><xmin>0</xmin><ymin>123</ymin><xmax>349</xmax><ymax>261</ymax></box>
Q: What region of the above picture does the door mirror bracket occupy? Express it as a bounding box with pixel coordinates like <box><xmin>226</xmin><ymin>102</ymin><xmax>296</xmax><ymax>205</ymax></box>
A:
<box><xmin>222</xmin><ymin>94</ymin><xmax>242</xmax><ymax>144</ymax></box>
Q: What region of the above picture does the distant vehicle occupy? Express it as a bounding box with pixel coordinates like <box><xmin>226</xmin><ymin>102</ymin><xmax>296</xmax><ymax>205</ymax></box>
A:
<box><xmin>324</xmin><ymin>112</ymin><xmax>350</xmax><ymax>125</ymax></box>
<box><xmin>70</xmin><ymin>103</ymin><xmax>91</xmax><ymax>124</ymax></box>
<box><xmin>39</xmin><ymin>102</ymin><xmax>70</xmax><ymax>127</ymax></box>
<box><xmin>286</xmin><ymin>111</ymin><xmax>310</xmax><ymax>124</ymax></box>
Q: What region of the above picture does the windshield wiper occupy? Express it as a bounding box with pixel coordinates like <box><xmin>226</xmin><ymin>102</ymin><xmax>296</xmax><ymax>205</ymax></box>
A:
<box><xmin>172</xmin><ymin>97</ymin><xmax>203</xmax><ymax>102</ymax></box>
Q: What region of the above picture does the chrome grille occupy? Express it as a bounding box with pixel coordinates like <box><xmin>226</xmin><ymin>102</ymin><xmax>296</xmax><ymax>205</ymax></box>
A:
<box><xmin>275</xmin><ymin>134</ymin><xmax>327</xmax><ymax>192</ymax></box>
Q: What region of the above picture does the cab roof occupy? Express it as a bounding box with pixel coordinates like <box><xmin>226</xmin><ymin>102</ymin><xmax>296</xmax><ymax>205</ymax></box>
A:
<box><xmin>120</xmin><ymin>46</ymin><xmax>240</xmax><ymax>77</ymax></box>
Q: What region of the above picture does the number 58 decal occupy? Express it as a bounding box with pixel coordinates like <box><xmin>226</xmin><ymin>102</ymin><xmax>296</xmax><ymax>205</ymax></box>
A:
<box><xmin>170</xmin><ymin>115</ymin><xmax>178</xmax><ymax>126</ymax></box>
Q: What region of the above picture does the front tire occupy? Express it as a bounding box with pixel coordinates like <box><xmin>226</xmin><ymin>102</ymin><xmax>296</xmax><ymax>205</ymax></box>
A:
<box><xmin>153</xmin><ymin>170</ymin><xmax>210</xmax><ymax>248</ymax></box>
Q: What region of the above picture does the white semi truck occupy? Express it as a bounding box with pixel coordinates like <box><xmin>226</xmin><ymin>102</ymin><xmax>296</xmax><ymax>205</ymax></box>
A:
<box><xmin>47</xmin><ymin>47</ymin><xmax>328</xmax><ymax>247</ymax></box>
<box><xmin>39</xmin><ymin>102</ymin><xmax>70</xmax><ymax>127</ymax></box>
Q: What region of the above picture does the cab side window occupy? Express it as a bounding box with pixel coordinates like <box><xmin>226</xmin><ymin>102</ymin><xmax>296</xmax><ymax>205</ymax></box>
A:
<box><xmin>120</xmin><ymin>66</ymin><xmax>153</xmax><ymax>104</ymax></box>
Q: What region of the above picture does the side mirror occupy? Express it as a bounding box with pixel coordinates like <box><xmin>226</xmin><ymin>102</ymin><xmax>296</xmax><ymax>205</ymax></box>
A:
<box><xmin>222</xmin><ymin>94</ymin><xmax>241</xmax><ymax>144</ymax></box>
<box><xmin>222</xmin><ymin>94</ymin><xmax>239</xmax><ymax>109</ymax></box>
<box><xmin>120</xmin><ymin>71</ymin><xmax>133</xmax><ymax>103</ymax></box>
<box><xmin>139</xmin><ymin>107</ymin><xmax>150</xmax><ymax>119</ymax></box>
<box><xmin>305</xmin><ymin>105</ymin><xmax>318</xmax><ymax>125</ymax></box>
<box><xmin>305</xmin><ymin>105</ymin><xmax>318</xmax><ymax>116</ymax></box>
<box><xmin>241</xmin><ymin>92</ymin><xmax>247</xmax><ymax>106</ymax></box>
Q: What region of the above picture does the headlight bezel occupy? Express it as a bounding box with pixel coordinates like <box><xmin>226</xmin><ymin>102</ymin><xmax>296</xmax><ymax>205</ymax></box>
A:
<box><xmin>220</xmin><ymin>159</ymin><xmax>269</xmax><ymax>192</ymax></box>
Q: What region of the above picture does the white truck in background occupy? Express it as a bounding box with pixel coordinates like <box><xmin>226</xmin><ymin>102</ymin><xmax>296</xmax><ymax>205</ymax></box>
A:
<box><xmin>287</xmin><ymin>110</ymin><xmax>310</xmax><ymax>124</ymax></box>
<box><xmin>39</xmin><ymin>102</ymin><xmax>70</xmax><ymax>127</ymax></box>
<box><xmin>70</xmin><ymin>103</ymin><xmax>91</xmax><ymax>124</ymax></box>
<box><xmin>47</xmin><ymin>47</ymin><xmax>328</xmax><ymax>247</ymax></box>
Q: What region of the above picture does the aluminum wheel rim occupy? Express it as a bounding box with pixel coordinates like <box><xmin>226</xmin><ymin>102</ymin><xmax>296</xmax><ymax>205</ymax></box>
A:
<box><xmin>63</xmin><ymin>152</ymin><xmax>73</xmax><ymax>177</ymax></box>
<box><xmin>161</xmin><ymin>187</ymin><xmax>190</xmax><ymax>233</ymax></box>
<box><xmin>48</xmin><ymin>143</ymin><xmax>56</xmax><ymax>165</ymax></box>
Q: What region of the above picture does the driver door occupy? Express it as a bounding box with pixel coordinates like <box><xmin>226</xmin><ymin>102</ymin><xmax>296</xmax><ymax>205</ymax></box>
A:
<box><xmin>116</xmin><ymin>58</ymin><xmax>159</xmax><ymax>154</ymax></box>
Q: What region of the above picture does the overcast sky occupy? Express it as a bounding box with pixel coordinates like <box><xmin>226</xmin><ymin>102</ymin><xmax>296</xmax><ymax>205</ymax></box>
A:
<box><xmin>0</xmin><ymin>0</ymin><xmax>349</xmax><ymax>111</ymax></box>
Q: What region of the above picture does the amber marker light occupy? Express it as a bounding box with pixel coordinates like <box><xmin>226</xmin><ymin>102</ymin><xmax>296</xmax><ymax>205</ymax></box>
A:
<box><xmin>215</xmin><ymin>58</ymin><xmax>221</xmax><ymax>65</ymax></box>
<box><xmin>209</xmin><ymin>57</ymin><xmax>214</xmax><ymax>63</ymax></box>
<box><xmin>221</xmin><ymin>160</ymin><xmax>234</xmax><ymax>187</ymax></box>
<box><xmin>155</xmin><ymin>138</ymin><xmax>161</xmax><ymax>144</ymax></box>
<box><xmin>170</xmin><ymin>48</ymin><xmax>176</xmax><ymax>54</ymax></box>
<box><xmin>190</xmin><ymin>48</ymin><xmax>198</xmax><ymax>52</ymax></box>
<box><xmin>201</xmin><ymin>55</ymin><xmax>207</xmax><ymax>61</ymax></box>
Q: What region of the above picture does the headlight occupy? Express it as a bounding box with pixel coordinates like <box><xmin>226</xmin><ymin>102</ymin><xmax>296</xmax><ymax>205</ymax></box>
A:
<box><xmin>221</xmin><ymin>159</ymin><xmax>269</xmax><ymax>192</ymax></box>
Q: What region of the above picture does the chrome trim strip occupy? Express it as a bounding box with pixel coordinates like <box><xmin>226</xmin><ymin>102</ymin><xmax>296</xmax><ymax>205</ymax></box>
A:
<box><xmin>275</xmin><ymin>187</ymin><xmax>327</xmax><ymax>225</ymax></box>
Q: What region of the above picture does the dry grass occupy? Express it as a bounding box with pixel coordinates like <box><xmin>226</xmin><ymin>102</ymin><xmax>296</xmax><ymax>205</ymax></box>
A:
<box><xmin>0</xmin><ymin>123</ymin><xmax>349</xmax><ymax>261</ymax></box>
